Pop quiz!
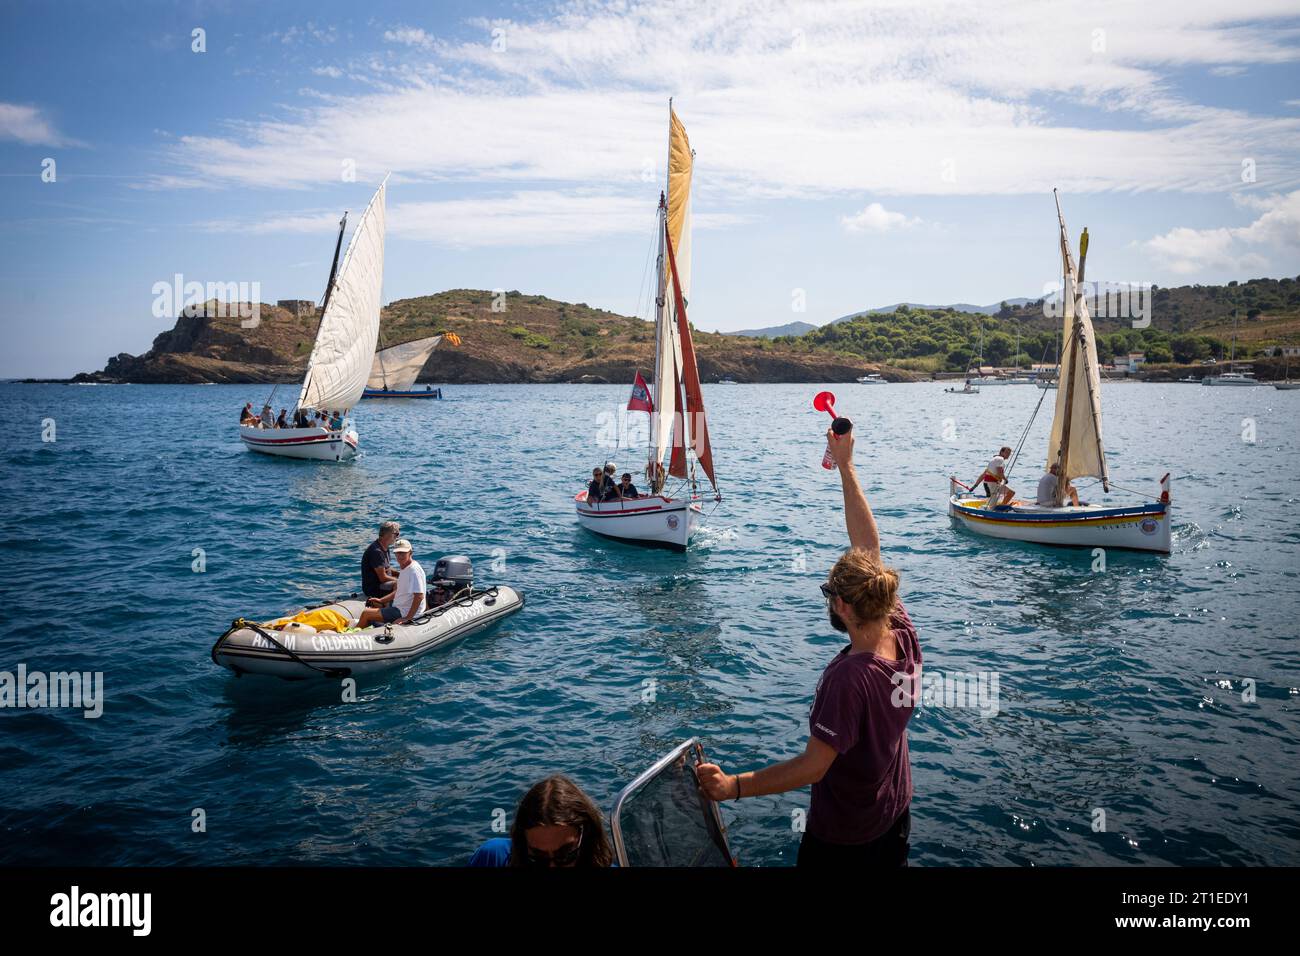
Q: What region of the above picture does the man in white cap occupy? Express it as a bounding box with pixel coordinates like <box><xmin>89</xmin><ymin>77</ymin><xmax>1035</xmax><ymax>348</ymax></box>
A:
<box><xmin>359</xmin><ymin>538</ymin><xmax>426</xmax><ymax>628</ymax></box>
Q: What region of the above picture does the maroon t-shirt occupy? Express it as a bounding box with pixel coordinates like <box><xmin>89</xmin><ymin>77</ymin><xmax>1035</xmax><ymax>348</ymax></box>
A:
<box><xmin>807</xmin><ymin>599</ymin><xmax>921</xmax><ymax>844</ymax></box>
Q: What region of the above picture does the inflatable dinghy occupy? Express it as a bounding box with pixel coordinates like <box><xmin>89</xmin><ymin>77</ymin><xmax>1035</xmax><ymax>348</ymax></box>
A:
<box><xmin>211</xmin><ymin>577</ymin><xmax>523</xmax><ymax>680</ymax></box>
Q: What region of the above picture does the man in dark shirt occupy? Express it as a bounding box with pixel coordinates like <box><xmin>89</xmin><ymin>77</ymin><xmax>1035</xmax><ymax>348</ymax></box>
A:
<box><xmin>617</xmin><ymin>473</ymin><xmax>639</xmax><ymax>499</ymax></box>
<box><xmin>361</xmin><ymin>520</ymin><xmax>402</xmax><ymax>598</ymax></box>
<box><xmin>697</xmin><ymin>424</ymin><xmax>921</xmax><ymax>867</ymax></box>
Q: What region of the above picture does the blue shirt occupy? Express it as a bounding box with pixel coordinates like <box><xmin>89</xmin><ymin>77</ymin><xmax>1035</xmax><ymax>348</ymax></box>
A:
<box><xmin>468</xmin><ymin>837</ymin><xmax>511</xmax><ymax>867</ymax></box>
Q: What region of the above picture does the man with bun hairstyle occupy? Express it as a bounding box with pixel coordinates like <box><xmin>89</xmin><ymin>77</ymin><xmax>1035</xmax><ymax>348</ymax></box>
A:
<box><xmin>697</xmin><ymin>422</ymin><xmax>921</xmax><ymax>867</ymax></box>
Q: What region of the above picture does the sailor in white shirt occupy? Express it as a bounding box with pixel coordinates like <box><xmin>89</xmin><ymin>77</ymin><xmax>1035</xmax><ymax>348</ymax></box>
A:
<box><xmin>359</xmin><ymin>538</ymin><xmax>426</xmax><ymax>627</ymax></box>
<box><xmin>1036</xmin><ymin>463</ymin><xmax>1080</xmax><ymax>507</ymax></box>
<box><xmin>979</xmin><ymin>446</ymin><xmax>1016</xmax><ymax>507</ymax></box>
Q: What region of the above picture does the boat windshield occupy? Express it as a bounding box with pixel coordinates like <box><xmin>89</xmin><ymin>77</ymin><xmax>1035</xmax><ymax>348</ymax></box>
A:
<box><xmin>610</xmin><ymin>738</ymin><xmax>735</xmax><ymax>867</ymax></box>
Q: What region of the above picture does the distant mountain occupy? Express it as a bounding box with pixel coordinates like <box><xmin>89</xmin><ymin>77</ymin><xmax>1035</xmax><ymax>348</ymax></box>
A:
<box><xmin>833</xmin><ymin>298</ymin><xmax>1038</xmax><ymax>323</ymax></box>
<box><xmin>727</xmin><ymin>299</ymin><xmax>1039</xmax><ymax>338</ymax></box>
<box><xmin>724</xmin><ymin>320</ymin><xmax>818</xmax><ymax>338</ymax></box>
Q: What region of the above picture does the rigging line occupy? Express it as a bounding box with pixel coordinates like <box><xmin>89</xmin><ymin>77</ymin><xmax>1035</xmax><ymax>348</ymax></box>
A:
<box><xmin>1006</xmin><ymin>382</ymin><xmax>1052</xmax><ymax>478</ymax></box>
<box><xmin>1072</xmin><ymin>478</ymin><xmax>1158</xmax><ymax>502</ymax></box>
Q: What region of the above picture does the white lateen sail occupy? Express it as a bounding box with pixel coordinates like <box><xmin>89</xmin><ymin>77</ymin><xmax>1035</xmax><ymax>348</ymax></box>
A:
<box><xmin>298</xmin><ymin>177</ymin><xmax>388</xmax><ymax>412</ymax></box>
<box><xmin>1045</xmin><ymin>190</ymin><xmax>1108</xmax><ymax>497</ymax></box>
<box><xmin>367</xmin><ymin>335</ymin><xmax>443</xmax><ymax>392</ymax></box>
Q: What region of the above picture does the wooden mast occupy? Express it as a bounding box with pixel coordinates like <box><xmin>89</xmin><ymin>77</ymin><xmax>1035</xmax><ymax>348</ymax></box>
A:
<box><xmin>1052</xmin><ymin>191</ymin><xmax>1079</xmax><ymax>505</ymax></box>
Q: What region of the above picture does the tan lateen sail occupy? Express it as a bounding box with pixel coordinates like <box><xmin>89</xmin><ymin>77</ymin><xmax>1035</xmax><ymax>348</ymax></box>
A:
<box><xmin>1046</xmin><ymin>189</ymin><xmax>1108</xmax><ymax>500</ymax></box>
<box><xmin>651</xmin><ymin>105</ymin><xmax>693</xmax><ymax>479</ymax></box>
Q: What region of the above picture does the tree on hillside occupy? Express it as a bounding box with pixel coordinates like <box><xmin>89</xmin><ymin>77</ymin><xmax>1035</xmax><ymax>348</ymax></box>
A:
<box><xmin>1171</xmin><ymin>334</ymin><xmax>1210</xmax><ymax>363</ymax></box>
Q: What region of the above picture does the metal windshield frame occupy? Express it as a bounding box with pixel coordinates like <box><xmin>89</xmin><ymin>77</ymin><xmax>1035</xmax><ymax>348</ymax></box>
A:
<box><xmin>609</xmin><ymin>736</ymin><xmax>735</xmax><ymax>868</ymax></box>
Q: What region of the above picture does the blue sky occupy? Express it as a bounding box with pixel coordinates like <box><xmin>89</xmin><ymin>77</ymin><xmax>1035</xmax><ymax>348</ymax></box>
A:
<box><xmin>2</xmin><ymin>0</ymin><xmax>1299</xmax><ymax>377</ymax></box>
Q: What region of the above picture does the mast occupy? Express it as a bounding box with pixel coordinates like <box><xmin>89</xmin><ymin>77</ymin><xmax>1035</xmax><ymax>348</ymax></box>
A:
<box><xmin>1050</xmin><ymin>191</ymin><xmax>1108</xmax><ymax>502</ymax></box>
<box><xmin>648</xmin><ymin>192</ymin><xmax>669</xmax><ymax>493</ymax></box>
<box><xmin>1074</xmin><ymin>225</ymin><xmax>1107</xmax><ymax>491</ymax></box>
<box><xmin>1052</xmin><ymin>191</ymin><xmax>1079</xmax><ymax>503</ymax></box>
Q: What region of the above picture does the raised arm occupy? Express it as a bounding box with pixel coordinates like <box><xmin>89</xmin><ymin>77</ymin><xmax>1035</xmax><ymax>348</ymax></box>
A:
<box><xmin>828</xmin><ymin>426</ymin><xmax>880</xmax><ymax>560</ymax></box>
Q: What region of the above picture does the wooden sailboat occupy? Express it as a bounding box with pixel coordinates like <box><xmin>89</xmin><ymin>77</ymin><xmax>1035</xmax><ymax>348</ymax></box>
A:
<box><xmin>947</xmin><ymin>191</ymin><xmax>1172</xmax><ymax>553</ymax></box>
<box><xmin>361</xmin><ymin>332</ymin><xmax>458</xmax><ymax>399</ymax></box>
<box><xmin>240</xmin><ymin>177</ymin><xmax>387</xmax><ymax>460</ymax></box>
<box><xmin>574</xmin><ymin>103</ymin><xmax>720</xmax><ymax>551</ymax></box>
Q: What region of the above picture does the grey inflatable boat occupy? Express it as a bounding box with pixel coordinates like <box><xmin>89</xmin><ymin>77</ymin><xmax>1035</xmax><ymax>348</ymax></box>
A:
<box><xmin>211</xmin><ymin>556</ymin><xmax>524</xmax><ymax>680</ymax></box>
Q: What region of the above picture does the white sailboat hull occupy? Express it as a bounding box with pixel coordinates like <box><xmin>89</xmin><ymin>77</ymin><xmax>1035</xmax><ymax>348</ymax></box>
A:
<box><xmin>240</xmin><ymin>425</ymin><xmax>359</xmax><ymax>461</ymax></box>
<box><xmin>948</xmin><ymin>494</ymin><xmax>1171</xmax><ymax>553</ymax></box>
<box><xmin>575</xmin><ymin>492</ymin><xmax>702</xmax><ymax>551</ymax></box>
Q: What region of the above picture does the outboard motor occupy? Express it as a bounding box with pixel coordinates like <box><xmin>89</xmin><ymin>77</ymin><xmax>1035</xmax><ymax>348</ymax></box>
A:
<box><xmin>428</xmin><ymin>555</ymin><xmax>473</xmax><ymax>607</ymax></box>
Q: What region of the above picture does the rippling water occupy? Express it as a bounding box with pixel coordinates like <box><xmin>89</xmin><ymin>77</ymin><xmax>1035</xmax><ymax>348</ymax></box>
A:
<box><xmin>1</xmin><ymin>381</ymin><xmax>1297</xmax><ymax>866</ymax></box>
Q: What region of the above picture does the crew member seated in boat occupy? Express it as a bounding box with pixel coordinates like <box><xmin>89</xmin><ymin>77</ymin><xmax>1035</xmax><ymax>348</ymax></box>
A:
<box><xmin>468</xmin><ymin>775</ymin><xmax>614</xmax><ymax>867</ymax></box>
<box><xmin>978</xmin><ymin>446</ymin><xmax>1016</xmax><ymax>507</ymax></box>
<box><xmin>359</xmin><ymin>538</ymin><xmax>425</xmax><ymax>627</ymax></box>
<box><xmin>275</xmin><ymin>408</ymin><xmax>288</xmax><ymax>428</ymax></box>
<box><xmin>260</xmin><ymin>404</ymin><xmax>275</xmax><ymax>428</ymax></box>
<box><xmin>292</xmin><ymin>407</ymin><xmax>308</xmax><ymax>428</ymax></box>
<box><xmin>586</xmin><ymin>468</ymin><xmax>604</xmax><ymax>504</ymax></box>
<box><xmin>1036</xmin><ymin>463</ymin><xmax>1079</xmax><ymax>507</ymax></box>
<box><xmin>600</xmin><ymin>462</ymin><xmax>621</xmax><ymax>501</ymax></box>
<box><xmin>240</xmin><ymin>402</ymin><xmax>257</xmax><ymax>425</ymax></box>
<box><xmin>361</xmin><ymin>520</ymin><xmax>403</xmax><ymax>598</ymax></box>
<box><xmin>618</xmin><ymin>473</ymin><xmax>640</xmax><ymax>499</ymax></box>
<box><xmin>329</xmin><ymin>410</ymin><xmax>343</xmax><ymax>431</ymax></box>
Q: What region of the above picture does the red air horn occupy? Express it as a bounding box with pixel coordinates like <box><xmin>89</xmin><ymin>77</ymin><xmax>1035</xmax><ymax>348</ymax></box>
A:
<box><xmin>813</xmin><ymin>391</ymin><xmax>853</xmax><ymax>470</ymax></box>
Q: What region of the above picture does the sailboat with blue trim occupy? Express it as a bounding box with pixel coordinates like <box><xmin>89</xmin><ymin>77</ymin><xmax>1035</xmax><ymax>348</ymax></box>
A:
<box><xmin>947</xmin><ymin>191</ymin><xmax>1172</xmax><ymax>553</ymax></box>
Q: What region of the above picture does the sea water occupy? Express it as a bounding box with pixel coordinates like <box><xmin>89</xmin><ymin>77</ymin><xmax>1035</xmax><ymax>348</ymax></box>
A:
<box><xmin>0</xmin><ymin>381</ymin><xmax>1297</xmax><ymax>865</ymax></box>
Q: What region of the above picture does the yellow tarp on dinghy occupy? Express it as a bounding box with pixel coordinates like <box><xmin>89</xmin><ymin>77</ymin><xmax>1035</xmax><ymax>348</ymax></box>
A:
<box><xmin>267</xmin><ymin>607</ymin><xmax>350</xmax><ymax>632</ymax></box>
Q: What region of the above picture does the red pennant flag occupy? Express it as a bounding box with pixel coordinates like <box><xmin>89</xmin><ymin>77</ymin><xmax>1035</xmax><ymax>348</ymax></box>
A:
<box><xmin>627</xmin><ymin>370</ymin><xmax>654</xmax><ymax>413</ymax></box>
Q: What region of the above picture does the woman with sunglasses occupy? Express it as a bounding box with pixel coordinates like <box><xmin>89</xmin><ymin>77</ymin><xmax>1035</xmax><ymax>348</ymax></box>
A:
<box><xmin>697</xmin><ymin>424</ymin><xmax>922</xmax><ymax>867</ymax></box>
<box><xmin>468</xmin><ymin>775</ymin><xmax>614</xmax><ymax>867</ymax></box>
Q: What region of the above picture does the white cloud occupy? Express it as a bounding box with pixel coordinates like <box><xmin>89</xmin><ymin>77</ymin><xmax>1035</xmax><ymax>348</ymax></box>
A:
<box><xmin>383</xmin><ymin>26</ymin><xmax>437</xmax><ymax>50</ymax></box>
<box><xmin>148</xmin><ymin>1</ymin><xmax>1300</xmax><ymax>251</ymax></box>
<box><xmin>1142</xmin><ymin>189</ymin><xmax>1300</xmax><ymax>273</ymax></box>
<box><xmin>163</xmin><ymin>1</ymin><xmax>1300</xmax><ymax>199</ymax></box>
<box><xmin>1209</xmin><ymin>65</ymin><xmax>1247</xmax><ymax>77</ymax></box>
<box><xmin>0</xmin><ymin>102</ymin><xmax>81</xmax><ymax>147</ymax></box>
<box><xmin>840</xmin><ymin>202</ymin><xmax>921</xmax><ymax>233</ymax></box>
